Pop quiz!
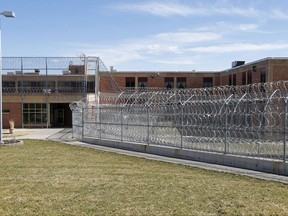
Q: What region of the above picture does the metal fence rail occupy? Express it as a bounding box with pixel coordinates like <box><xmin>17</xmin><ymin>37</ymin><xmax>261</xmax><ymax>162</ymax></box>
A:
<box><xmin>71</xmin><ymin>81</ymin><xmax>288</xmax><ymax>162</ymax></box>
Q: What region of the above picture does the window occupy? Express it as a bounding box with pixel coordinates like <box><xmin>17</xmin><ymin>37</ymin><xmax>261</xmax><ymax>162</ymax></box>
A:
<box><xmin>203</xmin><ymin>77</ymin><xmax>213</xmax><ymax>88</ymax></box>
<box><xmin>247</xmin><ymin>71</ymin><xmax>252</xmax><ymax>84</ymax></box>
<box><xmin>242</xmin><ymin>72</ymin><xmax>246</xmax><ymax>85</ymax></box>
<box><xmin>58</xmin><ymin>81</ymin><xmax>83</xmax><ymax>93</ymax></box>
<box><xmin>138</xmin><ymin>77</ymin><xmax>148</xmax><ymax>88</ymax></box>
<box><xmin>229</xmin><ymin>74</ymin><xmax>236</xmax><ymax>86</ymax></box>
<box><xmin>18</xmin><ymin>81</ymin><xmax>51</xmax><ymax>93</ymax></box>
<box><xmin>164</xmin><ymin>77</ymin><xmax>174</xmax><ymax>89</ymax></box>
<box><xmin>3</xmin><ymin>109</ymin><xmax>10</xmax><ymax>114</ymax></box>
<box><xmin>87</xmin><ymin>81</ymin><xmax>95</xmax><ymax>93</ymax></box>
<box><xmin>3</xmin><ymin>81</ymin><xmax>15</xmax><ymax>87</ymax></box>
<box><xmin>260</xmin><ymin>68</ymin><xmax>266</xmax><ymax>83</ymax></box>
<box><xmin>177</xmin><ymin>77</ymin><xmax>186</xmax><ymax>89</ymax></box>
<box><xmin>125</xmin><ymin>77</ymin><xmax>135</xmax><ymax>89</ymax></box>
<box><xmin>23</xmin><ymin>103</ymin><xmax>47</xmax><ymax>126</ymax></box>
<box><xmin>47</xmin><ymin>81</ymin><xmax>55</xmax><ymax>89</ymax></box>
<box><xmin>3</xmin><ymin>81</ymin><xmax>16</xmax><ymax>93</ymax></box>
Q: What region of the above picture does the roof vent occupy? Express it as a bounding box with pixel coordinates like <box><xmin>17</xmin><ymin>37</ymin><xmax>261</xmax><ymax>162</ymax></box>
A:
<box><xmin>232</xmin><ymin>61</ymin><xmax>245</xmax><ymax>68</ymax></box>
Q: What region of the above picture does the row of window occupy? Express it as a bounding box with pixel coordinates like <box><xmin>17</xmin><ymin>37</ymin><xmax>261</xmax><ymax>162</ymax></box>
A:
<box><xmin>23</xmin><ymin>103</ymin><xmax>47</xmax><ymax>125</ymax></box>
<box><xmin>229</xmin><ymin>69</ymin><xmax>266</xmax><ymax>86</ymax></box>
<box><xmin>126</xmin><ymin>77</ymin><xmax>214</xmax><ymax>89</ymax></box>
<box><xmin>2</xmin><ymin>81</ymin><xmax>95</xmax><ymax>93</ymax></box>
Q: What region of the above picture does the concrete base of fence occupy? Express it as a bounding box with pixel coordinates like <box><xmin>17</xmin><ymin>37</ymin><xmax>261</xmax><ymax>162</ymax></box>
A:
<box><xmin>83</xmin><ymin>137</ymin><xmax>288</xmax><ymax>176</ymax></box>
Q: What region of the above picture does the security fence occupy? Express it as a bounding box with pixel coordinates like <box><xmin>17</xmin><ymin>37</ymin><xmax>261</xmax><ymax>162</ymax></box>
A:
<box><xmin>2</xmin><ymin>56</ymin><xmax>120</xmax><ymax>95</ymax></box>
<box><xmin>71</xmin><ymin>81</ymin><xmax>288</xmax><ymax>162</ymax></box>
<box><xmin>2</xmin><ymin>56</ymin><xmax>120</xmax><ymax>128</ymax></box>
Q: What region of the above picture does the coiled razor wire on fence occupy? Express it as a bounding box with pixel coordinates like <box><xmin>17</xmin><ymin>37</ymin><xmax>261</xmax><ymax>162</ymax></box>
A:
<box><xmin>71</xmin><ymin>81</ymin><xmax>288</xmax><ymax>162</ymax></box>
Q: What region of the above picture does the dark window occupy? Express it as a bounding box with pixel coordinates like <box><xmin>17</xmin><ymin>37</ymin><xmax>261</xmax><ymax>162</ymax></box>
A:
<box><xmin>177</xmin><ymin>77</ymin><xmax>186</xmax><ymax>89</ymax></box>
<box><xmin>3</xmin><ymin>81</ymin><xmax>15</xmax><ymax>87</ymax></box>
<box><xmin>87</xmin><ymin>81</ymin><xmax>95</xmax><ymax>93</ymax></box>
<box><xmin>23</xmin><ymin>103</ymin><xmax>47</xmax><ymax>126</ymax></box>
<box><xmin>138</xmin><ymin>77</ymin><xmax>148</xmax><ymax>88</ymax></box>
<box><xmin>3</xmin><ymin>109</ymin><xmax>10</xmax><ymax>114</ymax></box>
<box><xmin>125</xmin><ymin>77</ymin><xmax>135</xmax><ymax>88</ymax></box>
<box><xmin>247</xmin><ymin>71</ymin><xmax>252</xmax><ymax>84</ymax></box>
<box><xmin>18</xmin><ymin>81</ymin><xmax>47</xmax><ymax>93</ymax></box>
<box><xmin>164</xmin><ymin>77</ymin><xmax>174</xmax><ymax>89</ymax></box>
<box><xmin>203</xmin><ymin>77</ymin><xmax>213</xmax><ymax>88</ymax></box>
<box><xmin>58</xmin><ymin>81</ymin><xmax>82</xmax><ymax>93</ymax></box>
<box><xmin>3</xmin><ymin>81</ymin><xmax>16</xmax><ymax>93</ymax></box>
<box><xmin>47</xmin><ymin>81</ymin><xmax>55</xmax><ymax>88</ymax></box>
<box><xmin>242</xmin><ymin>72</ymin><xmax>246</xmax><ymax>85</ymax></box>
<box><xmin>229</xmin><ymin>74</ymin><xmax>236</xmax><ymax>86</ymax></box>
<box><xmin>260</xmin><ymin>68</ymin><xmax>266</xmax><ymax>83</ymax></box>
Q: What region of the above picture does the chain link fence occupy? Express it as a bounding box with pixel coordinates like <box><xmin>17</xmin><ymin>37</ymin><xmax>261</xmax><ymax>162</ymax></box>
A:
<box><xmin>71</xmin><ymin>81</ymin><xmax>288</xmax><ymax>162</ymax></box>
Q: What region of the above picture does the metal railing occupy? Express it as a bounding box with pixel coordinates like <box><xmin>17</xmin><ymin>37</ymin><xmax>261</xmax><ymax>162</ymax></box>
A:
<box><xmin>2</xmin><ymin>87</ymin><xmax>88</xmax><ymax>94</ymax></box>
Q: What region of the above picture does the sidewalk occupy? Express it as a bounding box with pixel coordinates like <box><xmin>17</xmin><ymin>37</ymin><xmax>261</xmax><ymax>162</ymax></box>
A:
<box><xmin>6</xmin><ymin>128</ymin><xmax>288</xmax><ymax>184</ymax></box>
<box><xmin>3</xmin><ymin>128</ymin><xmax>67</xmax><ymax>140</ymax></box>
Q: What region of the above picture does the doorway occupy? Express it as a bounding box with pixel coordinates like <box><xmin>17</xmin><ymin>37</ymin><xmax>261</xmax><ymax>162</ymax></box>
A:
<box><xmin>50</xmin><ymin>103</ymin><xmax>72</xmax><ymax>127</ymax></box>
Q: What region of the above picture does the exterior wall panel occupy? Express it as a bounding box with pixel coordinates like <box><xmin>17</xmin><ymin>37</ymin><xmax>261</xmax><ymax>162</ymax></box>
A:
<box><xmin>2</xmin><ymin>103</ymin><xmax>22</xmax><ymax>128</ymax></box>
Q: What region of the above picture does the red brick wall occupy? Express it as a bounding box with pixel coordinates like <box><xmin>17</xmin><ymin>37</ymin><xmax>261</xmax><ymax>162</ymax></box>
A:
<box><xmin>100</xmin><ymin>76</ymin><xmax>125</xmax><ymax>92</ymax></box>
<box><xmin>214</xmin><ymin>76</ymin><xmax>221</xmax><ymax>87</ymax></box>
<box><xmin>2</xmin><ymin>102</ymin><xmax>22</xmax><ymax>128</ymax></box>
<box><xmin>273</xmin><ymin>66</ymin><xmax>288</xmax><ymax>81</ymax></box>
<box><xmin>148</xmin><ymin>77</ymin><xmax>164</xmax><ymax>88</ymax></box>
<box><xmin>252</xmin><ymin>71</ymin><xmax>261</xmax><ymax>84</ymax></box>
<box><xmin>187</xmin><ymin>77</ymin><xmax>203</xmax><ymax>88</ymax></box>
<box><xmin>69</xmin><ymin>65</ymin><xmax>85</xmax><ymax>75</ymax></box>
<box><xmin>221</xmin><ymin>75</ymin><xmax>229</xmax><ymax>85</ymax></box>
<box><xmin>236</xmin><ymin>73</ymin><xmax>242</xmax><ymax>85</ymax></box>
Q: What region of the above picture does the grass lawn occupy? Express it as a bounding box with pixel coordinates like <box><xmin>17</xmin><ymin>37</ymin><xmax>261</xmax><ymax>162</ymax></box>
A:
<box><xmin>0</xmin><ymin>140</ymin><xmax>288</xmax><ymax>215</ymax></box>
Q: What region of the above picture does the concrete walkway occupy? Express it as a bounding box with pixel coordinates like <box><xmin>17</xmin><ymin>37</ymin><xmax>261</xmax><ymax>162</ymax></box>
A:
<box><xmin>3</xmin><ymin>128</ymin><xmax>66</xmax><ymax>140</ymax></box>
<box><xmin>6</xmin><ymin>128</ymin><xmax>288</xmax><ymax>184</ymax></box>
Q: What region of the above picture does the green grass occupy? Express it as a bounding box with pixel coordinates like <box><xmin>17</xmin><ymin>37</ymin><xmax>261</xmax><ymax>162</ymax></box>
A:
<box><xmin>0</xmin><ymin>140</ymin><xmax>288</xmax><ymax>215</ymax></box>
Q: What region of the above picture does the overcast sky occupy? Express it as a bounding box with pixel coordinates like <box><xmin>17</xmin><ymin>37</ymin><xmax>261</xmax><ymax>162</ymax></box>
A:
<box><xmin>1</xmin><ymin>0</ymin><xmax>288</xmax><ymax>71</ymax></box>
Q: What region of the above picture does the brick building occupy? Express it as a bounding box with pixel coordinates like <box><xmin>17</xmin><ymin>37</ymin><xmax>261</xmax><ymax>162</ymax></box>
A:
<box><xmin>2</xmin><ymin>57</ymin><xmax>288</xmax><ymax>128</ymax></box>
<box><xmin>101</xmin><ymin>57</ymin><xmax>288</xmax><ymax>92</ymax></box>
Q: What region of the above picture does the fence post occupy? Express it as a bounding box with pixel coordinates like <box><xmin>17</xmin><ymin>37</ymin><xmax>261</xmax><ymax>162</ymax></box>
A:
<box><xmin>99</xmin><ymin>107</ymin><xmax>102</xmax><ymax>140</ymax></box>
<box><xmin>224</xmin><ymin>103</ymin><xmax>228</xmax><ymax>154</ymax></box>
<box><xmin>181</xmin><ymin>105</ymin><xmax>184</xmax><ymax>149</ymax></box>
<box><xmin>147</xmin><ymin>105</ymin><xmax>150</xmax><ymax>144</ymax></box>
<box><xmin>82</xmin><ymin>106</ymin><xmax>84</xmax><ymax>140</ymax></box>
<box><xmin>284</xmin><ymin>99</ymin><xmax>287</xmax><ymax>162</ymax></box>
<box><xmin>223</xmin><ymin>95</ymin><xmax>234</xmax><ymax>154</ymax></box>
<box><xmin>121</xmin><ymin>106</ymin><xmax>123</xmax><ymax>142</ymax></box>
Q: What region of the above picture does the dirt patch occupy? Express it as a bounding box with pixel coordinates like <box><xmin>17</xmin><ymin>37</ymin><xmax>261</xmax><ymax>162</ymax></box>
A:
<box><xmin>1</xmin><ymin>139</ymin><xmax>24</xmax><ymax>146</ymax></box>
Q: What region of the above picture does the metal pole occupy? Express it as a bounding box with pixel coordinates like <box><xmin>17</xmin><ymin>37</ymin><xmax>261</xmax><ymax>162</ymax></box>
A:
<box><xmin>147</xmin><ymin>105</ymin><xmax>150</xmax><ymax>144</ymax></box>
<box><xmin>0</xmin><ymin>12</ymin><xmax>15</xmax><ymax>143</ymax></box>
<box><xmin>95</xmin><ymin>58</ymin><xmax>100</xmax><ymax>104</ymax></box>
<box><xmin>181</xmin><ymin>105</ymin><xmax>184</xmax><ymax>149</ymax></box>
<box><xmin>81</xmin><ymin>105</ymin><xmax>84</xmax><ymax>140</ymax></box>
<box><xmin>45</xmin><ymin>57</ymin><xmax>49</xmax><ymax>128</ymax></box>
<box><xmin>121</xmin><ymin>106</ymin><xmax>123</xmax><ymax>142</ymax></box>
<box><xmin>224</xmin><ymin>104</ymin><xmax>228</xmax><ymax>154</ymax></box>
<box><xmin>21</xmin><ymin>57</ymin><xmax>24</xmax><ymax>128</ymax></box>
<box><xmin>99</xmin><ymin>107</ymin><xmax>102</xmax><ymax>140</ymax></box>
<box><xmin>83</xmin><ymin>56</ymin><xmax>88</xmax><ymax>100</ymax></box>
<box><xmin>284</xmin><ymin>98</ymin><xmax>287</xmax><ymax>162</ymax></box>
<box><xmin>0</xmin><ymin>23</ymin><xmax>2</xmax><ymax>143</ymax></box>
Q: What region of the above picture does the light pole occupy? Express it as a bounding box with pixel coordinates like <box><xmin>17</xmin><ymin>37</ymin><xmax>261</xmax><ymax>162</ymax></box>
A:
<box><xmin>0</xmin><ymin>11</ymin><xmax>15</xmax><ymax>143</ymax></box>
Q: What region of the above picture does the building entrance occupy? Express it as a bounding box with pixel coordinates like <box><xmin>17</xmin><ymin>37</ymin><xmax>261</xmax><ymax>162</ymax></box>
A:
<box><xmin>50</xmin><ymin>103</ymin><xmax>72</xmax><ymax>127</ymax></box>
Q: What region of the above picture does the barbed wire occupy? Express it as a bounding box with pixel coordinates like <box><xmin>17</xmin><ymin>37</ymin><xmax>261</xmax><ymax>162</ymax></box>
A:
<box><xmin>73</xmin><ymin>81</ymin><xmax>288</xmax><ymax>161</ymax></box>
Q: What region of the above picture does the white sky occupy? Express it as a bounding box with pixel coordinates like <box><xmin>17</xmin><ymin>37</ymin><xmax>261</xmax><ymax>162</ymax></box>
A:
<box><xmin>1</xmin><ymin>0</ymin><xmax>288</xmax><ymax>71</ymax></box>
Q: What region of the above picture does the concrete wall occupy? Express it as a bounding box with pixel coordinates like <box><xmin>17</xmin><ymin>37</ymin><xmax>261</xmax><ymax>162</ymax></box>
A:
<box><xmin>83</xmin><ymin>137</ymin><xmax>288</xmax><ymax>176</ymax></box>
